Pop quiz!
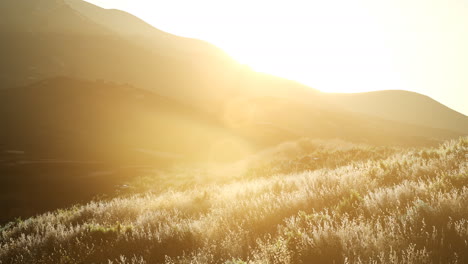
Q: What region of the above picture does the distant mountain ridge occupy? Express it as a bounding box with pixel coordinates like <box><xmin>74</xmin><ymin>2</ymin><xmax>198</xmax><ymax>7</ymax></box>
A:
<box><xmin>0</xmin><ymin>0</ymin><xmax>467</xmax><ymax>156</ymax></box>
<box><xmin>63</xmin><ymin>0</ymin><xmax>232</xmax><ymax>59</ymax></box>
<box><xmin>323</xmin><ymin>90</ymin><xmax>468</xmax><ymax>134</ymax></box>
<box><xmin>0</xmin><ymin>0</ymin><xmax>109</xmax><ymax>35</ymax></box>
<box><xmin>0</xmin><ymin>77</ymin><xmax>249</xmax><ymax>164</ymax></box>
<box><xmin>1</xmin><ymin>0</ymin><xmax>323</xmax><ymax>108</ymax></box>
<box><xmin>0</xmin><ymin>78</ymin><xmax>461</xmax><ymax>165</ymax></box>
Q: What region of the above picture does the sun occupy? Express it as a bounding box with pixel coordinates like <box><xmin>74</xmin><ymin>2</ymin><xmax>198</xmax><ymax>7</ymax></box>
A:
<box><xmin>114</xmin><ymin>0</ymin><xmax>401</xmax><ymax>94</ymax></box>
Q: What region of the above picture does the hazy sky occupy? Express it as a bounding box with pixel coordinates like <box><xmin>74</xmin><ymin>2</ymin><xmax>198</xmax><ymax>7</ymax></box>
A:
<box><xmin>85</xmin><ymin>0</ymin><xmax>468</xmax><ymax>115</ymax></box>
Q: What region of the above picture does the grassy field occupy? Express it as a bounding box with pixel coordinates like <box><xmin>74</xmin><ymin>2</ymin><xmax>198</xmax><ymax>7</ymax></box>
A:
<box><xmin>0</xmin><ymin>137</ymin><xmax>467</xmax><ymax>263</ymax></box>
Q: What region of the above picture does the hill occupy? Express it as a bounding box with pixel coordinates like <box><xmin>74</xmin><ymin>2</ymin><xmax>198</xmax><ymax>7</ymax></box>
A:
<box><xmin>1</xmin><ymin>137</ymin><xmax>467</xmax><ymax>263</ymax></box>
<box><xmin>0</xmin><ymin>0</ymin><xmax>317</xmax><ymax>113</ymax></box>
<box><xmin>322</xmin><ymin>90</ymin><xmax>468</xmax><ymax>134</ymax></box>
<box><xmin>0</xmin><ymin>77</ymin><xmax>248</xmax><ymax>164</ymax></box>
<box><xmin>226</xmin><ymin>96</ymin><xmax>462</xmax><ymax>147</ymax></box>
<box><xmin>0</xmin><ymin>77</ymin><xmax>463</xmax><ymax>225</ymax></box>
<box><xmin>0</xmin><ymin>77</ymin><xmax>461</xmax><ymax>164</ymax></box>
<box><xmin>63</xmin><ymin>0</ymin><xmax>231</xmax><ymax>59</ymax></box>
<box><xmin>0</xmin><ymin>77</ymin><xmax>251</xmax><ymax>224</ymax></box>
<box><xmin>1</xmin><ymin>0</ymin><xmax>467</xmax><ymax>139</ymax></box>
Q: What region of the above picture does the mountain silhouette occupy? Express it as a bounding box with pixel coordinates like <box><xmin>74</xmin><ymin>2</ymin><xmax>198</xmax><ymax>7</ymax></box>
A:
<box><xmin>0</xmin><ymin>77</ymin><xmax>252</xmax><ymax>164</ymax></box>
<box><xmin>0</xmin><ymin>0</ymin><xmax>108</xmax><ymax>34</ymax></box>
<box><xmin>63</xmin><ymin>0</ymin><xmax>231</xmax><ymax>59</ymax></box>
<box><xmin>0</xmin><ymin>76</ymin><xmax>462</xmax><ymax>224</ymax></box>
<box><xmin>0</xmin><ymin>78</ymin><xmax>461</xmax><ymax>165</ymax></box>
<box><xmin>0</xmin><ymin>0</ymin><xmax>322</xmax><ymax>112</ymax></box>
<box><xmin>323</xmin><ymin>91</ymin><xmax>468</xmax><ymax>134</ymax></box>
<box><xmin>0</xmin><ymin>0</ymin><xmax>466</xmax><ymax>158</ymax></box>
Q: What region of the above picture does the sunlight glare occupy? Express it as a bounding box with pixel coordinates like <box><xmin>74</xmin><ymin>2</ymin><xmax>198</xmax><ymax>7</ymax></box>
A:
<box><xmin>84</xmin><ymin>0</ymin><xmax>468</xmax><ymax>115</ymax></box>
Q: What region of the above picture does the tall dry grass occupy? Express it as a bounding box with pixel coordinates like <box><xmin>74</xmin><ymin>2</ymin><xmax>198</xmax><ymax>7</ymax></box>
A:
<box><xmin>0</xmin><ymin>137</ymin><xmax>466</xmax><ymax>263</ymax></box>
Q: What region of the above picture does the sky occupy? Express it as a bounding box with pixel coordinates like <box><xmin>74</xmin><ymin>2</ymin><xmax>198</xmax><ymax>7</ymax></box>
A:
<box><xmin>84</xmin><ymin>0</ymin><xmax>468</xmax><ymax>115</ymax></box>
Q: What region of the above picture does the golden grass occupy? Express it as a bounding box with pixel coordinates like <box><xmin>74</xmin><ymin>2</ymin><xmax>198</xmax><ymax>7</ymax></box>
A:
<box><xmin>1</xmin><ymin>137</ymin><xmax>467</xmax><ymax>263</ymax></box>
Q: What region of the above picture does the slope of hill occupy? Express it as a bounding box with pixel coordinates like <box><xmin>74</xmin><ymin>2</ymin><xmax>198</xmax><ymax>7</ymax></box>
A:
<box><xmin>225</xmin><ymin>95</ymin><xmax>463</xmax><ymax>148</ymax></box>
<box><xmin>0</xmin><ymin>0</ymin><xmax>318</xmax><ymax>112</ymax></box>
<box><xmin>0</xmin><ymin>77</ymin><xmax>248</xmax><ymax>164</ymax></box>
<box><xmin>63</xmin><ymin>0</ymin><xmax>232</xmax><ymax>60</ymax></box>
<box><xmin>0</xmin><ymin>76</ymin><xmax>462</xmax><ymax>226</ymax></box>
<box><xmin>322</xmin><ymin>90</ymin><xmax>468</xmax><ymax>134</ymax></box>
<box><xmin>0</xmin><ymin>77</ymin><xmax>252</xmax><ymax>224</ymax></box>
<box><xmin>1</xmin><ymin>0</ymin><xmax>466</xmax><ymax>140</ymax></box>
<box><xmin>0</xmin><ymin>0</ymin><xmax>109</xmax><ymax>35</ymax></box>
<box><xmin>1</xmin><ymin>78</ymin><xmax>458</xmax><ymax>166</ymax></box>
<box><xmin>1</xmin><ymin>137</ymin><xmax>467</xmax><ymax>263</ymax></box>
<box><xmin>0</xmin><ymin>0</ymin><xmax>230</xmax><ymax>109</ymax></box>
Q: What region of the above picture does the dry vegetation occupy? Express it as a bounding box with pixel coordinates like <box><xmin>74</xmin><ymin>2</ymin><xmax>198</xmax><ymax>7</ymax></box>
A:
<box><xmin>0</xmin><ymin>137</ymin><xmax>467</xmax><ymax>264</ymax></box>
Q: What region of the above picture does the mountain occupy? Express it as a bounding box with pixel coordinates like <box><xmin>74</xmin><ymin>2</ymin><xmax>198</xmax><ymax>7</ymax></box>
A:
<box><xmin>0</xmin><ymin>78</ymin><xmax>463</xmax><ymax>229</ymax></box>
<box><xmin>63</xmin><ymin>0</ymin><xmax>231</xmax><ymax>59</ymax></box>
<box><xmin>0</xmin><ymin>0</ymin><xmax>320</xmax><ymax>114</ymax></box>
<box><xmin>0</xmin><ymin>0</ymin><xmax>466</xmax><ymax>149</ymax></box>
<box><xmin>226</xmin><ymin>96</ymin><xmax>463</xmax><ymax>147</ymax></box>
<box><xmin>322</xmin><ymin>90</ymin><xmax>468</xmax><ymax>134</ymax></box>
<box><xmin>0</xmin><ymin>77</ymin><xmax>461</xmax><ymax>225</ymax></box>
<box><xmin>0</xmin><ymin>0</ymin><xmax>108</xmax><ymax>34</ymax></box>
<box><xmin>0</xmin><ymin>77</ymin><xmax>256</xmax><ymax>224</ymax></box>
<box><xmin>0</xmin><ymin>77</ymin><xmax>252</xmax><ymax>164</ymax></box>
<box><xmin>2</xmin><ymin>78</ymin><xmax>456</xmax><ymax>166</ymax></box>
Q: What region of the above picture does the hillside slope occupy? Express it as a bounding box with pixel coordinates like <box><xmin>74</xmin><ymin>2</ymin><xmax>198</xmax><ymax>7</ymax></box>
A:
<box><xmin>63</xmin><ymin>0</ymin><xmax>231</xmax><ymax>60</ymax></box>
<box><xmin>0</xmin><ymin>0</ymin><xmax>108</xmax><ymax>35</ymax></box>
<box><xmin>2</xmin><ymin>76</ymin><xmax>462</xmax><ymax>165</ymax></box>
<box><xmin>222</xmin><ymin>95</ymin><xmax>464</xmax><ymax>150</ymax></box>
<box><xmin>0</xmin><ymin>77</ymin><xmax>463</xmax><ymax>226</ymax></box>
<box><xmin>323</xmin><ymin>90</ymin><xmax>468</xmax><ymax>134</ymax></box>
<box><xmin>1</xmin><ymin>137</ymin><xmax>467</xmax><ymax>263</ymax></box>
<box><xmin>1</xmin><ymin>0</ymin><xmax>467</xmax><ymax>140</ymax></box>
<box><xmin>0</xmin><ymin>77</ymin><xmax>249</xmax><ymax>224</ymax></box>
<box><xmin>0</xmin><ymin>77</ymin><xmax>247</xmax><ymax>164</ymax></box>
<box><xmin>0</xmin><ymin>0</ymin><xmax>319</xmax><ymax>113</ymax></box>
<box><xmin>2</xmin><ymin>78</ymin><xmax>459</xmax><ymax>165</ymax></box>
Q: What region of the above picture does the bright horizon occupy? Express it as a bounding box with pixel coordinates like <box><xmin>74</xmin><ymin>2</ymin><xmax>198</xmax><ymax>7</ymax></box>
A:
<box><xmin>84</xmin><ymin>0</ymin><xmax>468</xmax><ymax>116</ymax></box>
